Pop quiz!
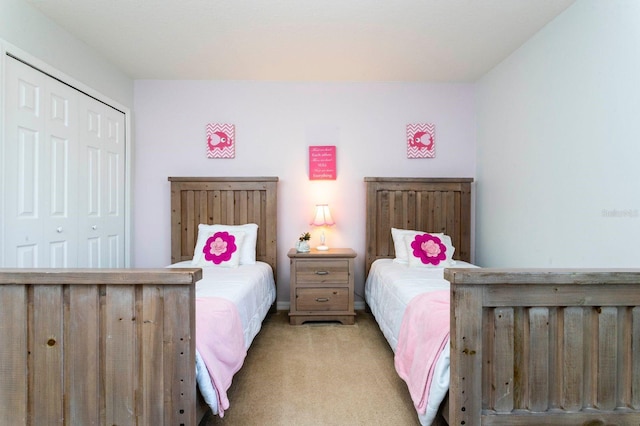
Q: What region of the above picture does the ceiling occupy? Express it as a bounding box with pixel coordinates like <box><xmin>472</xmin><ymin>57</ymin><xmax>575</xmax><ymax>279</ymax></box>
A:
<box><xmin>25</xmin><ymin>0</ymin><xmax>575</xmax><ymax>82</ymax></box>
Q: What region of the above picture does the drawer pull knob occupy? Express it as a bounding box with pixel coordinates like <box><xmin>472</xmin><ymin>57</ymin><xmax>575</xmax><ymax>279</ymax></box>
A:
<box><xmin>315</xmin><ymin>271</ymin><xmax>329</xmax><ymax>275</ymax></box>
<box><xmin>315</xmin><ymin>297</ymin><xmax>329</xmax><ymax>302</ymax></box>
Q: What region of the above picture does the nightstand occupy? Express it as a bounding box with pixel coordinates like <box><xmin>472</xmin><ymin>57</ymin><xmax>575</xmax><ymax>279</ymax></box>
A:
<box><xmin>288</xmin><ymin>248</ymin><xmax>356</xmax><ymax>325</ymax></box>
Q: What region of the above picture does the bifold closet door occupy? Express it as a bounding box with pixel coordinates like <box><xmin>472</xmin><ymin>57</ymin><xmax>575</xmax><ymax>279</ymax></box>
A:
<box><xmin>3</xmin><ymin>55</ymin><xmax>125</xmax><ymax>268</ymax></box>
<box><xmin>4</xmin><ymin>56</ymin><xmax>79</xmax><ymax>267</ymax></box>
<box><xmin>77</xmin><ymin>96</ymin><xmax>126</xmax><ymax>268</ymax></box>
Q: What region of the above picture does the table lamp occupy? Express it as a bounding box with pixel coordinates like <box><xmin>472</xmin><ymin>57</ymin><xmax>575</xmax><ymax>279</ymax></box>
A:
<box><xmin>310</xmin><ymin>204</ymin><xmax>335</xmax><ymax>251</ymax></box>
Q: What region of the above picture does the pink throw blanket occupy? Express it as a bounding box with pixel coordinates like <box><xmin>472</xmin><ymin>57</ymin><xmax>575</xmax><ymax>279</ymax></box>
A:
<box><xmin>195</xmin><ymin>297</ymin><xmax>247</xmax><ymax>417</ymax></box>
<box><xmin>394</xmin><ymin>290</ymin><xmax>450</xmax><ymax>415</ymax></box>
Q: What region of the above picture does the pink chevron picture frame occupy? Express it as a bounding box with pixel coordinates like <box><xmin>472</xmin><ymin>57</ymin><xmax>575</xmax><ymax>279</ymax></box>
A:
<box><xmin>407</xmin><ymin>123</ymin><xmax>435</xmax><ymax>158</ymax></box>
<box><xmin>206</xmin><ymin>123</ymin><xmax>235</xmax><ymax>159</ymax></box>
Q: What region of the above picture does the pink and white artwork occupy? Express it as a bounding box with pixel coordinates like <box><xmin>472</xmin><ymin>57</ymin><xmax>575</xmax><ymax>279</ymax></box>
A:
<box><xmin>407</xmin><ymin>123</ymin><xmax>435</xmax><ymax>159</ymax></box>
<box><xmin>206</xmin><ymin>123</ymin><xmax>235</xmax><ymax>159</ymax></box>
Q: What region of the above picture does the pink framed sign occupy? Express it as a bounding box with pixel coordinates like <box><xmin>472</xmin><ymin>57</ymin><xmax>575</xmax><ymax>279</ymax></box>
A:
<box><xmin>407</xmin><ymin>123</ymin><xmax>435</xmax><ymax>158</ymax></box>
<box><xmin>206</xmin><ymin>123</ymin><xmax>235</xmax><ymax>159</ymax></box>
<box><xmin>309</xmin><ymin>146</ymin><xmax>337</xmax><ymax>180</ymax></box>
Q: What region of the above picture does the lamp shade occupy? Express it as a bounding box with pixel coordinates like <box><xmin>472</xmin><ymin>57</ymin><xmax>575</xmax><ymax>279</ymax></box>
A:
<box><xmin>310</xmin><ymin>204</ymin><xmax>335</xmax><ymax>226</ymax></box>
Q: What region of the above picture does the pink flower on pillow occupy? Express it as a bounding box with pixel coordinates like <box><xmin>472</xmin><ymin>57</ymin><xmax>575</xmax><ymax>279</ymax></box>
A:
<box><xmin>411</xmin><ymin>234</ymin><xmax>447</xmax><ymax>265</ymax></box>
<box><xmin>203</xmin><ymin>231</ymin><xmax>237</xmax><ymax>264</ymax></box>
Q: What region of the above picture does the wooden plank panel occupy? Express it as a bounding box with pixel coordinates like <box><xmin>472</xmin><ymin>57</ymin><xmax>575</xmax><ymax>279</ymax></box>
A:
<box><xmin>562</xmin><ymin>307</ymin><xmax>584</xmax><ymax>411</ymax></box>
<box><xmin>210</xmin><ymin>190</ymin><xmax>221</xmax><ymax>224</ymax></box>
<box><xmin>391</xmin><ymin>190</ymin><xmax>401</xmax><ymax>229</ymax></box>
<box><xmin>618</xmin><ymin>307</ymin><xmax>632</xmax><ymax>408</ymax></box>
<box><xmin>484</xmin><ymin>283</ymin><xmax>640</xmax><ymax>307</ymax></box>
<box><xmin>528</xmin><ymin>308</ymin><xmax>550</xmax><ymax>411</ymax></box>
<box><xmin>406</xmin><ymin>190</ymin><xmax>416</xmax><ymax>230</ymax></box>
<box><xmin>459</xmin><ymin>183</ymin><xmax>472</xmax><ymax>261</ymax></box>
<box><xmin>0</xmin><ymin>285</ymin><xmax>28</xmax><ymax>424</ymax></box>
<box><xmin>198</xmin><ymin>190</ymin><xmax>208</xmax><ymax>227</ymax></box>
<box><xmin>163</xmin><ymin>285</ymin><xmax>196</xmax><ymax>425</ymax></box>
<box><xmin>237</xmin><ymin>190</ymin><xmax>248</xmax><ymax>223</ymax></box>
<box><xmin>378</xmin><ymin>191</ymin><xmax>391</xmax><ymax>258</ymax></box>
<box><xmin>445</xmin><ymin>190</ymin><xmax>455</xmax><ymax>239</ymax></box>
<box><xmin>224</xmin><ymin>191</ymin><xmax>234</xmax><ymax>223</ymax></box>
<box><xmin>584</xmin><ymin>306</ymin><xmax>597</xmax><ymax>409</ymax></box>
<box><xmin>141</xmin><ymin>285</ymin><xmax>164</xmax><ymax>425</ymax></box>
<box><xmin>30</xmin><ymin>285</ymin><xmax>64</xmax><ymax>423</ymax></box>
<box><xmin>65</xmin><ymin>285</ymin><xmax>100</xmax><ymax>425</ymax></box>
<box><xmin>633</xmin><ymin>307</ymin><xmax>640</xmax><ymax>408</ymax></box>
<box><xmin>104</xmin><ymin>285</ymin><xmax>136</xmax><ymax>425</ymax></box>
<box><xmin>432</xmin><ymin>190</ymin><xmax>442</xmax><ymax>232</ymax></box>
<box><xmin>597</xmin><ymin>307</ymin><xmax>618</xmax><ymax>410</ymax></box>
<box><xmin>450</xmin><ymin>191</ymin><xmax>461</xmax><ymax>254</ymax></box>
<box><xmin>414</xmin><ymin>191</ymin><xmax>424</xmax><ymax>231</ymax></box>
<box><xmin>450</xmin><ymin>284</ymin><xmax>483</xmax><ymax>425</ymax></box>
<box><xmin>170</xmin><ymin>184</ymin><xmax>182</xmax><ymax>263</ymax></box>
<box><xmin>548</xmin><ymin>308</ymin><xmax>560</xmax><ymax>410</ymax></box>
<box><xmin>513</xmin><ymin>307</ymin><xmax>528</xmax><ymax>409</ymax></box>
<box><xmin>482</xmin><ymin>308</ymin><xmax>494</xmax><ymax>410</ymax></box>
<box><xmin>186</xmin><ymin>191</ymin><xmax>196</xmax><ymax>259</ymax></box>
<box><xmin>492</xmin><ymin>307</ymin><xmax>515</xmax><ymax>412</ymax></box>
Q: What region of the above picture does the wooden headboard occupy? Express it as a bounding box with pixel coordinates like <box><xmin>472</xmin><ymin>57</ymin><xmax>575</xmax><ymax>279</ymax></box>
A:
<box><xmin>168</xmin><ymin>177</ymin><xmax>278</xmax><ymax>281</ymax></box>
<box><xmin>365</xmin><ymin>177</ymin><xmax>473</xmax><ymax>276</ymax></box>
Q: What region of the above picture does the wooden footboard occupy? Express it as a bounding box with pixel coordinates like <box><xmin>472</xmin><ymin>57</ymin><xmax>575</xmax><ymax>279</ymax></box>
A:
<box><xmin>0</xmin><ymin>268</ymin><xmax>201</xmax><ymax>426</ymax></box>
<box><xmin>446</xmin><ymin>268</ymin><xmax>640</xmax><ymax>425</ymax></box>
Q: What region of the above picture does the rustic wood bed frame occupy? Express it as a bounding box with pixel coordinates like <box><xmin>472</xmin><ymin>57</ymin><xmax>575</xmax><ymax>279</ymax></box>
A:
<box><xmin>168</xmin><ymin>176</ymin><xmax>279</xmax><ymax>422</ymax></box>
<box><xmin>168</xmin><ymin>176</ymin><xmax>278</xmax><ymax>282</ymax></box>
<box><xmin>0</xmin><ymin>177</ymin><xmax>278</xmax><ymax>425</ymax></box>
<box><xmin>0</xmin><ymin>268</ymin><xmax>201</xmax><ymax>425</ymax></box>
<box><xmin>365</xmin><ymin>177</ymin><xmax>640</xmax><ymax>425</ymax></box>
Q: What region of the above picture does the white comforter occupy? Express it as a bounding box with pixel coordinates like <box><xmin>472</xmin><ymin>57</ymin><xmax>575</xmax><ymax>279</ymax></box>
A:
<box><xmin>169</xmin><ymin>261</ymin><xmax>276</xmax><ymax>415</ymax></box>
<box><xmin>364</xmin><ymin>259</ymin><xmax>477</xmax><ymax>426</ymax></box>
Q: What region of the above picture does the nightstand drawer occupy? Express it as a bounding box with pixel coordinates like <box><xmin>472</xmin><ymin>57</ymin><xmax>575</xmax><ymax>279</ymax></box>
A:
<box><xmin>294</xmin><ymin>260</ymin><xmax>349</xmax><ymax>284</ymax></box>
<box><xmin>296</xmin><ymin>287</ymin><xmax>349</xmax><ymax>311</ymax></box>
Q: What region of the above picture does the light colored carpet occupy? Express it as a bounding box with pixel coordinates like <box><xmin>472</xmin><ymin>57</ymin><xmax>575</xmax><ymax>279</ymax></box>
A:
<box><xmin>201</xmin><ymin>311</ymin><xmax>422</xmax><ymax>426</ymax></box>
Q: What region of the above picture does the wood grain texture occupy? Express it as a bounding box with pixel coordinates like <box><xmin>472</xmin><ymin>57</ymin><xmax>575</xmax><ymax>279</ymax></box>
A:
<box><xmin>169</xmin><ymin>176</ymin><xmax>279</xmax><ymax>420</ymax></box>
<box><xmin>446</xmin><ymin>268</ymin><xmax>640</xmax><ymax>425</ymax></box>
<box><xmin>168</xmin><ymin>177</ymin><xmax>278</xmax><ymax>285</ymax></box>
<box><xmin>288</xmin><ymin>248</ymin><xmax>356</xmax><ymax>325</ymax></box>
<box><xmin>0</xmin><ymin>268</ymin><xmax>201</xmax><ymax>425</ymax></box>
<box><xmin>364</xmin><ymin>177</ymin><xmax>473</xmax><ymax>276</ymax></box>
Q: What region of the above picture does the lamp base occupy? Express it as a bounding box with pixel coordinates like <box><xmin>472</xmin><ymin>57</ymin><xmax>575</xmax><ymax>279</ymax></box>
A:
<box><xmin>316</xmin><ymin>245</ymin><xmax>329</xmax><ymax>251</ymax></box>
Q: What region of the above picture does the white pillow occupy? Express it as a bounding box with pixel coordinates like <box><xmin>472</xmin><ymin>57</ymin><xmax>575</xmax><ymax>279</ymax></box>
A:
<box><xmin>391</xmin><ymin>227</ymin><xmax>449</xmax><ymax>264</ymax></box>
<box><xmin>404</xmin><ymin>233</ymin><xmax>456</xmax><ymax>268</ymax></box>
<box><xmin>192</xmin><ymin>223</ymin><xmax>258</xmax><ymax>265</ymax></box>
<box><xmin>194</xmin><ymin>230</ymin><xmax>245</xmax><ymax>268</ymax></box>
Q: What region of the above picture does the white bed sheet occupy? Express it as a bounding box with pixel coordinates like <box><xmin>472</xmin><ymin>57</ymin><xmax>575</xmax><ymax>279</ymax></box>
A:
<box><xmin>364</xmin><ymin>259</ymin><xmax>477</xmax><ymax>426</ymax></box>
<box><xmin>169</xmin><ymin>261</ymin><xmax>276</xmax><ymax>415</ymax></box>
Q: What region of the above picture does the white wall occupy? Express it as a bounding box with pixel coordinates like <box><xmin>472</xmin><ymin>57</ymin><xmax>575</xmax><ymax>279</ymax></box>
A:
<box><xmin>476</xmin><ymin>0</ymin><xmax>640</xmax><ymax>267</ymax></box>
<box><xmin>133</xmin><ymin>81</ymin><xmax>476</xmax><ymax>306</ymax></box>
<box><xmin>0</xmin><ymin>0</ymin><xmax>133</xmax><ymax>107</ymax></box>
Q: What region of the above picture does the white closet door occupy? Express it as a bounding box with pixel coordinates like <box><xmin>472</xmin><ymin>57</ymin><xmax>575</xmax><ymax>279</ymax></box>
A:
<box><xmin>4</xmin><ymin>56</ymin><xmax>78</xmax><ymax>267</ymax></box>
<box><xmin>77</xmin><ymin>97</ymin><xmax>126</xmax><ymax>268</ymax></box>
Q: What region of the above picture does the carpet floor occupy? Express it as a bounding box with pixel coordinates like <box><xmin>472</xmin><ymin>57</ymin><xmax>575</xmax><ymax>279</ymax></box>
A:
<box><xmin>200</xmin><ymin>310</ymin><xmax>422</xmax><ymax>426</ymax></box>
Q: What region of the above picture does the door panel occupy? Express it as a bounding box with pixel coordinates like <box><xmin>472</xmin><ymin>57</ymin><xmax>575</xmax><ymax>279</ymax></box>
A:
<box><xmin>5</xmin><ymin>58</ymin><xmax>45</xmax><ymax>267</ymax></box>
<box><xmin>77</xmin><ymin>96</ymin><xmax>125</xmax><ymax>268</ymax></box>
<box><xmin>3</xmin><ymin>55</ymin><xmax>124</xmax><ymax>268</ymax></box>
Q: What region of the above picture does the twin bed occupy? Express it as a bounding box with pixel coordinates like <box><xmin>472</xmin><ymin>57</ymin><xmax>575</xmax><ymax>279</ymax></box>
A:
<box><xmin>364</xmin><ymin>177</ymin><xmax>640</xmax><ymax>425</ymax></box>
<box><xmin>0</xmin><ymin>177</ymin><xmax>278</xmax><ymax>425</ymax></box>
<box><xmin>167</xmin><ymin>176</ymin><xmax>278</xmax><ymax>421</ymax></box>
